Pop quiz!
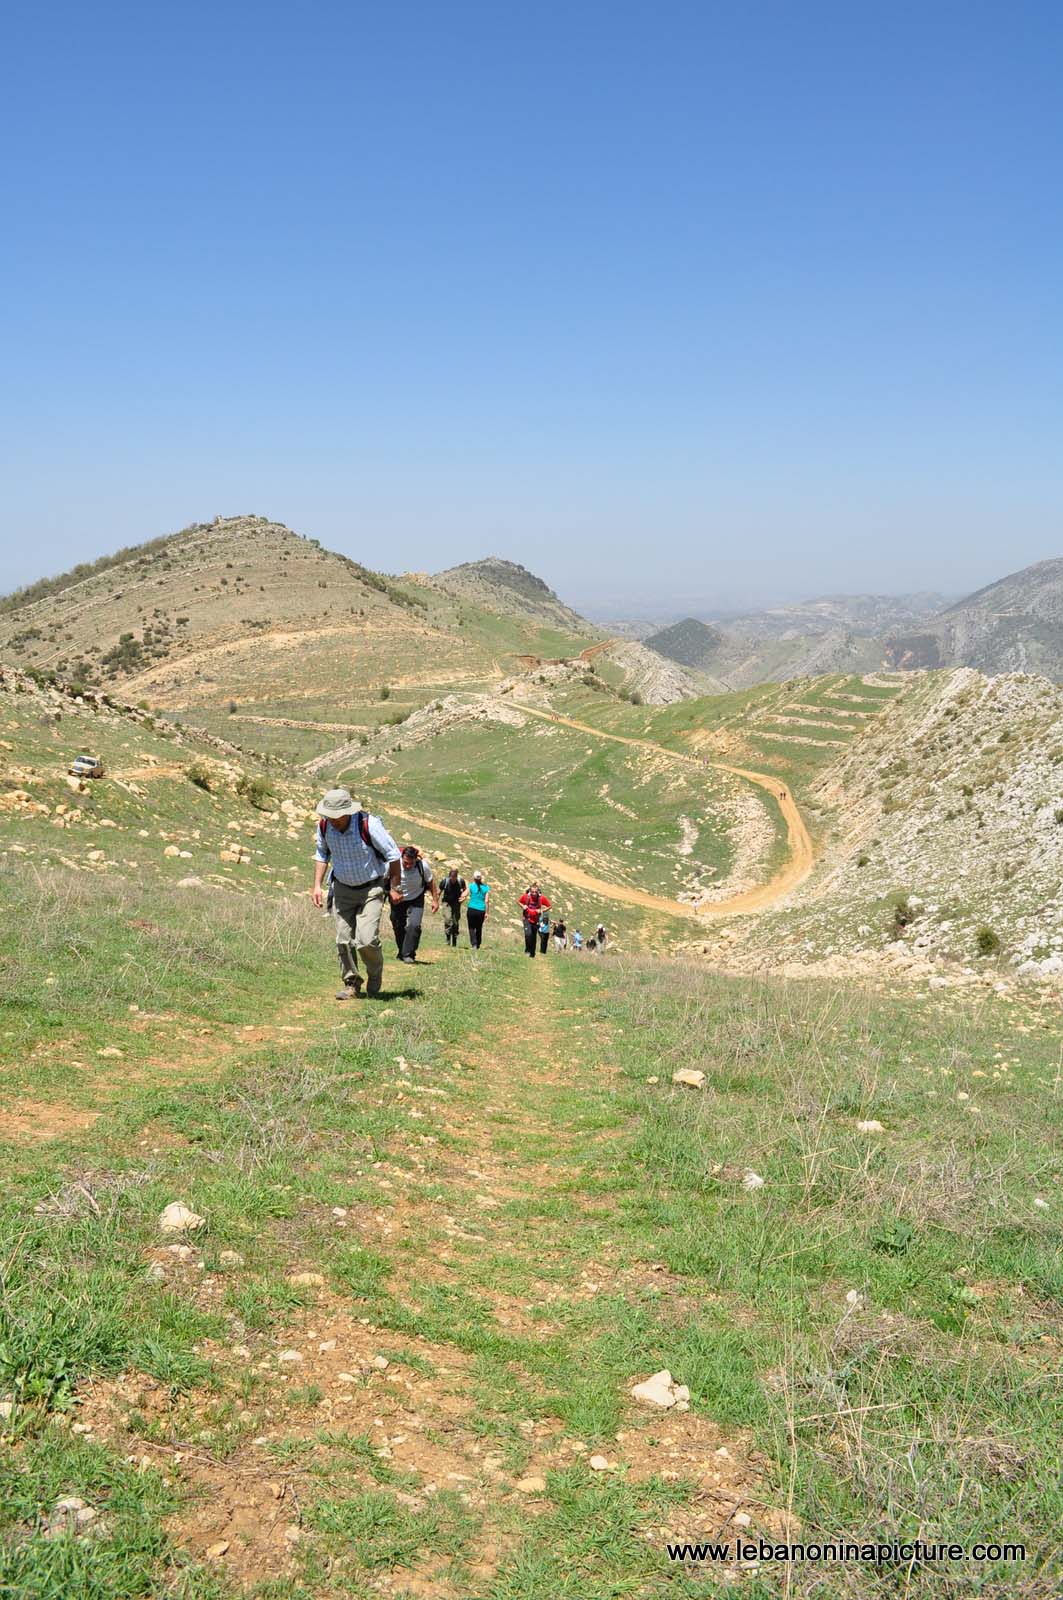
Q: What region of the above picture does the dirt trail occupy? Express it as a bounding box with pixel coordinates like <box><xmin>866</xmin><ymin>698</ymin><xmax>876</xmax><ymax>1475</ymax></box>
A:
<box><xmin>110</xmin><ymin>762</ymin><xmax>186</xmax><ymax>781</ymax></box>
<box><xmin>514</xmin><ymin>705</ymin><xmax>814</xmax><ymax>914</ymax></box>
<box><xmin>384</xmin><ymin>801</ymin><xmax>699</xmax><ymax>919</ymax></box>
<box><xmin>578</xmin><ymin>637</ymin><xmax>621</xmax><ymax>660</ymax></box>
<box><xmin>73</xmin><ymin>958</ymin><xmax>765</xmax><ymax>1588</ymax></box>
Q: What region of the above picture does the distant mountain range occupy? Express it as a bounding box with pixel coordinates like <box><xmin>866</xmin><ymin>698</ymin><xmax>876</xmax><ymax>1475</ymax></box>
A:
<box><xmin>5</xmin><ymin>522</ymin><xmax>1063</xmax><ymax>702</ymax></box>
<box><xmin>640</xmin><ymin>594</ymin><xmax>943</xmax><ymax>688</ymax></box>
<box><xmin>642</xmin><ymin>566</ymin><xmax>1063</xmax><ymax>686</ymax></box>
<box><xmin>884</xmin><ymin>559</ymin><xmax>1063</xmax><ymax>678</ymax></box>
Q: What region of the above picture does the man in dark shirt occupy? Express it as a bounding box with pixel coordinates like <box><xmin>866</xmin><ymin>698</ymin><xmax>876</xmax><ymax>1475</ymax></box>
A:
<box><xmin>439</xmin><ymin>866</ymin><xmax>467</xmax><ymax>946</ymax></box>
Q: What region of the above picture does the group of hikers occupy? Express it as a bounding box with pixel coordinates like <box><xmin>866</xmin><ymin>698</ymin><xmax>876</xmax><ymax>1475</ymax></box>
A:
<box><xmin>516</xmin><ymin>886</ymin><xmax>606</xmax><ymax>958</ymax></box>
<box><xmin>311</xmin><ymin>787</ymin><xmax>606</xmax><ymax>999</ymax></box>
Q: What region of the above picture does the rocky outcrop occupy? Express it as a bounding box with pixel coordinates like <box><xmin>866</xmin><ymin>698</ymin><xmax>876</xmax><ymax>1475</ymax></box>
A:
<box><xmin>732</xmin><ymin>668</ymin><xmax>1063</xmax><ymax>977</ymax></box>
<box><xmin>604</xmin><ymin>641</ymin><xmax>702</xmax><ymax>703</ymax></box>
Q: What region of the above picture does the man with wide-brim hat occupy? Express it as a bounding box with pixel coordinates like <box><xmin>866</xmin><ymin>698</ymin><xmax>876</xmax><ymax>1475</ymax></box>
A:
<box><xmin>312</xmin><ymin>788</ymin><xmax>401</xmax><ymax>998</ymax></box>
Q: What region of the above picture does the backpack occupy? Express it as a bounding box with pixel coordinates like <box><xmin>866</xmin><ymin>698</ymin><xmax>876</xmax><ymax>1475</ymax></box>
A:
<box><xmin>408</xmin><ymin>857</ymin><xmax>427</xmax><ymax>890</ymax></box>
<box><xmin>523</xmin><ymin>891</ymin><xmax>542</xmax><ymax>923</ymax></box>
<box><xmin>318</xmin><ymin>811</ymin><xmax>387</xmax><ymax>867</ymax></box>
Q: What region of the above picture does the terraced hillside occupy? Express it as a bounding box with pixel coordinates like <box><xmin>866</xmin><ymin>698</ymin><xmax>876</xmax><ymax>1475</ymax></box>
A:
<box><xmin>301</xmin><ymin>668</ymin><xmax>908</xmax><ymax>946</ymax></box>
<box><xmin>732</xmin><ymin>668</ymin><xmax>1063</xmax><ymax>982</ymax></box>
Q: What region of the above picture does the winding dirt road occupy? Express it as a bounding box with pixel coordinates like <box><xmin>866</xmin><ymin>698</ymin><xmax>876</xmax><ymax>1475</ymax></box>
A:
<box><xmin>383</xmin><ymin>705</ymin><xmax>814</xmax><ymax>922</ymax></box>
<box><xmin>516</xmin><ymin>705</ymin><xmax>814</xmax><ymax>914</ymax></box>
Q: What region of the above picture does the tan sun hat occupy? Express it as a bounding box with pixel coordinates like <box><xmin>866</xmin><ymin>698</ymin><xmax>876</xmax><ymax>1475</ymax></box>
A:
<box><xmin>316</xmin><ymin>787</ymin><xmax>358</xmax><ymax>820</ymax></box>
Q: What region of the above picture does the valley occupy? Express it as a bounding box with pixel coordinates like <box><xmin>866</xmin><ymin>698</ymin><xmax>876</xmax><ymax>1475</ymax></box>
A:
<box><xmin>2</xmin><ymin>522</ymin><xmax>1062</xmax><ymax>1598</ymax></box>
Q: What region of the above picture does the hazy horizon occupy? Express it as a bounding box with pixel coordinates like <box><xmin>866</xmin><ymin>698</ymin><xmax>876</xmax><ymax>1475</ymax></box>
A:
<box><xmin>3</xmin><ymin>3</ymin><xmax>1061</xmax><ymax>611</ymax></box>
<box><xmin>0</xmin><ymin>507</ymin><xmax>1030</xmax><ymax>623</ymax></box>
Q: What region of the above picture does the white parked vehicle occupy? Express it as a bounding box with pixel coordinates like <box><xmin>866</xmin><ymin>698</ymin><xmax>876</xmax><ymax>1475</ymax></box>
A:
<box><xmin>69</xmin><ymin>754</ymin><xmax>105</xmax><ymax>779</ymax></box>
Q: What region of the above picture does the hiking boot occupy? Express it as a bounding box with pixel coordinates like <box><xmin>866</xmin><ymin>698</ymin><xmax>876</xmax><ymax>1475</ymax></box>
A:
<box><xmin>366</xmin><ymin>980</ymin><xmax>382</xmax><ymax>998</ymax></box>
<box><xmin>336</xmin><ymin>975</ymin><xmax>363</xmax><ymax>1000</ymax></box>
<box><xmin>399</xmin><ymin>956</ymin><xmax>416</xmax><ymax>965</ymax></box>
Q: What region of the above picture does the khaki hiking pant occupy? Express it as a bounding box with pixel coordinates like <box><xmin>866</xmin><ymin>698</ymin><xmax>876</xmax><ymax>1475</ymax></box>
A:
<box><xmin>332</xmin><ymin>877</ymin><xmax>386</xmax><ymax>993</ymax></box>
<box><xmin>442</xmin><ymin>901</ymin><xmax>462</xmax><ymax>945</ymax></box>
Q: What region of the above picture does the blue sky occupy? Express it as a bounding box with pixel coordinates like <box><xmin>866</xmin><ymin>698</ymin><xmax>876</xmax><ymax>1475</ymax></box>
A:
<box><xmin>2</xmin><ymin>0</ymin><xmax>1060</xmax><ymax>611</ymax></box>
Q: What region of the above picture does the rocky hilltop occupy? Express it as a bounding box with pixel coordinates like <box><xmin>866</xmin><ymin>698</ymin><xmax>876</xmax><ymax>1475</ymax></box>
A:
<box><xmin>429</xmin><ymin>557</ymin><xmax>593</xmax><ymax>633</ymax></box>
<box><xmin>0</xmin><ymin>516</ymin><xmax>428</xmax><ymax>700</ymax></box>
<box><xmin>0</xmin><ymin>520</ymin><xmax>602</xmax><ymax>729</ymax></box>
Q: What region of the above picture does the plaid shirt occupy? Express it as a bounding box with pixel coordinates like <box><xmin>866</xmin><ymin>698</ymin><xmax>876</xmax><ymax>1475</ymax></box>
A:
<box><xmin>314</xmin><ymin>813</ymin><xmax>400</xmax><ymax>886</ymax></box>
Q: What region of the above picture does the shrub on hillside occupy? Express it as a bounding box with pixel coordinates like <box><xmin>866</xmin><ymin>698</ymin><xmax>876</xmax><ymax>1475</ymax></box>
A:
<box><xmin>975</xmin><ymin>925</ymin><xmax>1001</xmax><ymax>956</ymax></box>
<box><xmin>888</xmin><ymin>894</ymin><xmax>913</xmax><ymax>937</ymax></box>
<box><xmin>186</xmin><ymin>762</ymin><xmax>213</xmax><ymax>792</ymax></box>
<box><xmin>379</xmin><ymin>686</ymin><xmax>391</xmax><ymax>701</ymax></box>
<box><xmin>236</xmin><ymin>774</ymin><xmax>273</xmax><ymax>809</ymax></box>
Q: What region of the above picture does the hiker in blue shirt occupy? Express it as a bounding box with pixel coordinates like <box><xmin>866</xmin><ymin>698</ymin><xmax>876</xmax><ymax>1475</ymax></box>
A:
<box><xmin>537</xmin><ymin>905</ymin><xmax>551</xmax><ymax>954</ymax></box>
<box><xmin>312</xmin><ymin>787</ymin><xmax>401</xmax><ymax>999</ymax></box>
<box><xmin>466</xmin><ymin>870</ymin><xmax>490</xmax><ymax>948</ymax></box>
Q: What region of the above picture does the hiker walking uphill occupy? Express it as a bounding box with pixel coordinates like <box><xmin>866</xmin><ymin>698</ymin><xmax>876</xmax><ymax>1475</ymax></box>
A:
<box><xmin>440</xmin><ymin>866</ymin><xmax>467</xmax><ymax>947</ymax></box>
<box><xmin>466</xmin><ymin>870</ymin><xmax>490</xmax><ymax>949</ymax></box>
<box><xmin>519</xmin><ymin>883</ymin><xmax>551</xmax><ymax>958</ymax></box>
<box><xmin>537</xmin><ymin>904</ymin><xmax>551</xmax><ymax>955</ymax></box>
<box><xmin>390</xmin><ymin>844</ymin><xmax>439</xmax><ymax>964</ymax></box>
<box><xmin>312</xmin><ymin>788</ymin><xmax>401</xmax><ymax>999</ymax></box>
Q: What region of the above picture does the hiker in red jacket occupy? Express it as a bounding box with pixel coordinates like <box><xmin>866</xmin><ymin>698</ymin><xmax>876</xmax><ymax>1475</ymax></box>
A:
<box><xmin>519</xmin><ymin>883</ymin><xmax>552</xmax><ymax>958</ymax></box>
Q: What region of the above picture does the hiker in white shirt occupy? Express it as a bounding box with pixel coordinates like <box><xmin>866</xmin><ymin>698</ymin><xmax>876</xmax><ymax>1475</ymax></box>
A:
<box><xmin>391</xmin><ymin>844</ymin><xmax>440</xmax><ymax>964</ymax></box>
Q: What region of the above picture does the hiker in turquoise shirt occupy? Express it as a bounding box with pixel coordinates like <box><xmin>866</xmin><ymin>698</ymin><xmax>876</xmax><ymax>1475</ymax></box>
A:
<box><xmin>466</xmin><ymin>870</ymin><xmax>490</xmax><ymax>949</ymax></box>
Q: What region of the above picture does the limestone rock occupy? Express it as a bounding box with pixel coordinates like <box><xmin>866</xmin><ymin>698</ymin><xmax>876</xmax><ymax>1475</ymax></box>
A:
<box><xmin>158</xmin><ymin>1202</ymin><xmax>204</xmax><ymax>1234</ymax></box>
<box><xmin>672</xmin><ymin>1068</ymin><xmax>706</xmax><ymax>1089</ymax></box>
<box><xmin>631</xmin><ymin>1369</ymin><xmax>690</xmax><ymax>1409</ymax></box>
<box><xmin>45</xmin><ymin>1497</ymin><xmax>99</xmax><ymax>1538</ymax></box>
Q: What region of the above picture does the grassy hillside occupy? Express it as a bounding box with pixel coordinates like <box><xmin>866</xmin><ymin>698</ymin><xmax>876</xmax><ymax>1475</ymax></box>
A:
<box><xmin>342</xmin><ymin>706</ymin><xmax>739</xmax><ymax>902</ymax></box>
<box><xmin>1</xmin><ymin>715</ymin><xmax>1059</xmax><ymax>1595</ymax></box>
<box><xmin>0</xmin><ymin>520</ymin><xmax>598</xmax><ymax>767</ymax></box>
<box><xmin>542</xmin><ymin>670</ymin><xmax>910</xmax><ymax>812</ymax></box>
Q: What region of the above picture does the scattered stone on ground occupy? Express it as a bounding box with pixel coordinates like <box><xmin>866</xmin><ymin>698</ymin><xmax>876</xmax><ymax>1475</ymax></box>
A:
<box><xmin>631</xmin><ymin>1370</ymin><xmax>691</xmax><ymax>1410</ymax></box>
<box><xmin>158</xmin><ymin>1201</ymin><xmax>205</xmax><ymax>1233</ymax></box>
